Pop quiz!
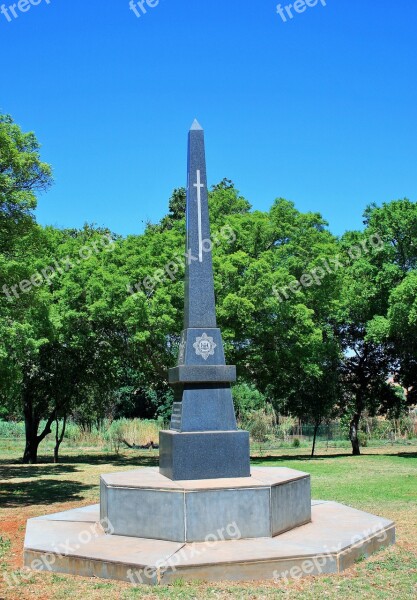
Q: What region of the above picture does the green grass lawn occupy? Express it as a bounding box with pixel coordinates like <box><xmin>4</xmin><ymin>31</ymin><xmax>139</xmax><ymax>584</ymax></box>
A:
<box><xmin>0</xmin><ymin>440</ymin><xmax>416</xmax><ymax>599</ymax></box>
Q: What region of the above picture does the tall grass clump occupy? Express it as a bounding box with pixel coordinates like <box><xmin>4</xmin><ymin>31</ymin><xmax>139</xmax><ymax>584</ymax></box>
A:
<box><xmin>105</xmin><ymin>419</ymin><xmax>163</xmax><ymax>454</ymax></box>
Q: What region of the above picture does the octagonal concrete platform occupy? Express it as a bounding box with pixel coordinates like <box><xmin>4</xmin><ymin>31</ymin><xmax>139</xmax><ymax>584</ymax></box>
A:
<box><xmin>100</xmin><ymin>467</ymin><xmax>311</xmax><ymax>542</ymax></box>
<box><xmin>24</xmin><ymin>500</ymin><xmax>395</xmax><ymax>585</ymax></box>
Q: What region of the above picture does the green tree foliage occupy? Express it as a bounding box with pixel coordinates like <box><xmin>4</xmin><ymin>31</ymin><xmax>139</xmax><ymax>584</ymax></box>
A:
<box><xmin>0</xmin><ymin>116</ymin><xmax>54</xmax><ymax>461</ymax></box>
<box><xmin>232</xmin><ymin>383</ymin><xmax>266</xmax><ymax>423</ymax></box>
<box><xmin>1</xmin><ymin>221</ymin><xmax>125</xmax><ymax>462</ymax></box>
<box><xmin>364</xmin><ymin>200</ymin><xmax>417</xmax><ymax>408</ymax></box>
<box><xmin>336</xmin><ymin>199</ymin><xmax>417</xmax><ymax>454</ymax></box>
<box><xmin>0</xmin><ymin>114</ymin><xmax>52</xmax><ymax>253</ymax></box>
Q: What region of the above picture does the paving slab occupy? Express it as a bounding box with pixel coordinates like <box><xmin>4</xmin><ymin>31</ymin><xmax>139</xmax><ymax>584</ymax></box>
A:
<box><xmin>24</xmin><ymin>500</ymin><xmax>395</xmax><ymax>585</ymax></box>
<box><xmin>33</xmin><ymin>505</ymin><xmax>100</xmax><ymax>523</ymax></box>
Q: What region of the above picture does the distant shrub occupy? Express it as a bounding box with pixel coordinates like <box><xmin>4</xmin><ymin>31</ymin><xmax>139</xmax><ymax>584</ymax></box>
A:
<box><xmin>249</xmin><ymin>407</ymin><xmax>276</xmax><ymax>444</ymax></box>
<box><xmin>105</xmin><ymin>421</ymin><xmax>125</xmax><ymax>454</ymax></box>
<box><xmin>358</xmin><ymin>431</ymin><xmax>368</xmax><ymax>447</ymax></box>
<box><xmin>232</xmin><ymin>383</ymin><xmax>266</xmax><ymax>424</ymax></box>
<box><xmin>372</xmin><ymin>420</ymin><xmax>393</xmax><ymax>440</ymax></box>
<box><xmin>277</xmin><ymin>416</ymin><xmax>297</xmax><ymax>442</ymax></box>
<box><xmin>0</xmin><ymin>421</ymin><xmax>25</xmax><ymax>439</ymax></box>
<box><xmin>292</xmin><ymin>438</ymin><xmax>301</xmax><ymax>448</ymax></box>
<box><xmin>399</xmin><ymin>416</ymin><xmax>415</xmax><ymax>439</ymax></box>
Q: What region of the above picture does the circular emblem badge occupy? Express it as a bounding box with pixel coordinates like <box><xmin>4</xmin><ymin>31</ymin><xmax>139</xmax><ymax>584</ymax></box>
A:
<box><xmin>193</xmin><ymin>333</ymin><xmax>217</xmax><ymax>361</ymax></box>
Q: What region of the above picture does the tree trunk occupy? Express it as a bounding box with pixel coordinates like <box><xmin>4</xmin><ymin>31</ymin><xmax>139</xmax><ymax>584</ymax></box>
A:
<box><xmin>22</xmin><ymin>390</ymin><xmax>57</xmax><ymax>464</ymax></box>
<box><xmin>349</xmin><ymin>412</ymin><xmax>361</xmax><ymax>456</ymax></box>
<box><xmin>54</xmin><ymin>415</ymin><xmax>67</xmax><ymax>463</ymax></box>
<box><xmin>23</xmin><ymin>432</ymin><xmax>40</xmax><ymax>464</ymax></box>
<box><xmin>23</xmin><ymin>393</ymin><xmax>40</xmax><ymax>464</ymax></box>
<box><xmin>311</xmin><ymin>422</ymin><xmax>319</xmax><ymax>457</ymax></box>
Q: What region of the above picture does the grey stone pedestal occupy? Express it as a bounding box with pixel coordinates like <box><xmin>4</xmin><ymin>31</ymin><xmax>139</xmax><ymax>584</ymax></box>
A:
<box><xmin>159</xmin><ymin>430</ymin><xmax>250</xmax><ymax>481</ymax></box>
<box><xmin>100</xmin><ymin>467</ymin><xmax>311</xmax><ymax>543</ymax></box>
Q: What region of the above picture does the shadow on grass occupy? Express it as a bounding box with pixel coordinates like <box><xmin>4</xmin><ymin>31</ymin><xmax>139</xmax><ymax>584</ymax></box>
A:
<box><xmin>0</xmin><ymin>452</ymin><xmax>159</xmax><ymax>469</ymax></box>
<box><xmin>250</xmin><ymin>453</ymin><xmax>352</xmax><ymax>462</ymax></box>
<box><xmin>58</xmin><ymin>453</ymin><xmax>159</xmax><ymax>468</ymax></box>
<box><xmin>0</xmin><ymin>464</ymin><xmax>79</xmax><ymax>480</ymax></box>
<box><xmin>251</xmin><ymin>449</ymin><xmax>417</xmax><ymax>462</ymax></box>
<box><xmin>0</xmin><ymin>478</ymin><xmax>94</xmax><ymax>508</ymax></box>
<box><xmin>396</xmin><ymin>452</ymin><xmax>417</xmax><ymax>459</ymax></box>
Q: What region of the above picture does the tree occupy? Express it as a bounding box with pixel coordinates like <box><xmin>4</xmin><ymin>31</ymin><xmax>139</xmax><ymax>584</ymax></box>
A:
<box><xmin>287</xmin><ymin>327</ymin><xmax>341</xmax><ymax>457</ymax></box>
<box><xmin>0</xmin><ymin>114</ymin><xmax>54</xmax><ymax>461</ymax></box>
<box><xmin>383</xmin><ymin>272</ymin><xmax>417</xmax><ymax>405</ymax></box>
<box><xmin>0</xmin><ymin>113</ymin><xmax>53</xmax><ymax>395</ymax></box>
<box><xmin>1</xmin><ymin>220</ymin><xmax>125</xmax><ymax>463</ymax></box>
<box><xmin>335</xmin><ymin>200</ymin><xmax>417</xmax><ymax>454</ymax></box>
<box><xmin>215</xmin><ymin>198</ymin><xmax>342</xmax><ymax>425</ymax></box>
<box><xmin>364</xmin><ymin>199</ymin><xmax>417</xmax><ymax>405</ymax></box>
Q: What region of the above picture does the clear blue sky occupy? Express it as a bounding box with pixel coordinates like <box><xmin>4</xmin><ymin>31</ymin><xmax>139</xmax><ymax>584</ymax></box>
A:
<box><xmin>1</xmin><ymin>0</ymin><xmax>416</xmax><ymax>237</ymax></box>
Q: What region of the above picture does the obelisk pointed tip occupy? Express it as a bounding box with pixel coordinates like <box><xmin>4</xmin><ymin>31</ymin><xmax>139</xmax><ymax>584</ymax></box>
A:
<box><xmin>190</xmin><ymin>119</ymin><xmax>203</xmax><ymax>131</ymax></box>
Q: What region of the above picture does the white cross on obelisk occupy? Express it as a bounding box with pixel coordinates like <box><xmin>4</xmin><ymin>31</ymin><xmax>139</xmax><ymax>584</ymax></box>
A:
<box><xmin>193</xmin><ymin>169</ymin><xmax>204</xmax><ymax>262</ymax></box>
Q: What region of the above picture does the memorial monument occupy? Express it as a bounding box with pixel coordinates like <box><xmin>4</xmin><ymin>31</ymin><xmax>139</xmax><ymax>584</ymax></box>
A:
<box><xmin>159</xmin><ymin>119</ymin><xmax>250</xmax><ymax>481</ymax></box>
<box><xmin>23</xmin><ymin>122</ymin><xmax>395</xmax><ymax>585</ymax></box>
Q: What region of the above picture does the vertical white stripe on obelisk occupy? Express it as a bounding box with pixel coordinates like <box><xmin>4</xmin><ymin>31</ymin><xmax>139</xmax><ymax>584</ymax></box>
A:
<box><xmin>194</xmin><ymin>169</ymin><xmax>204</xmax><ymax>262</ymax></box>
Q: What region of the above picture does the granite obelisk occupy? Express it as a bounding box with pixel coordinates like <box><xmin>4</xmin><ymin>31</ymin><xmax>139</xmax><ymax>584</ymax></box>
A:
<box><xmin>159</xmin><ymin>120</ymin><xmax>250</xmax><ymax>480</ymax></box>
